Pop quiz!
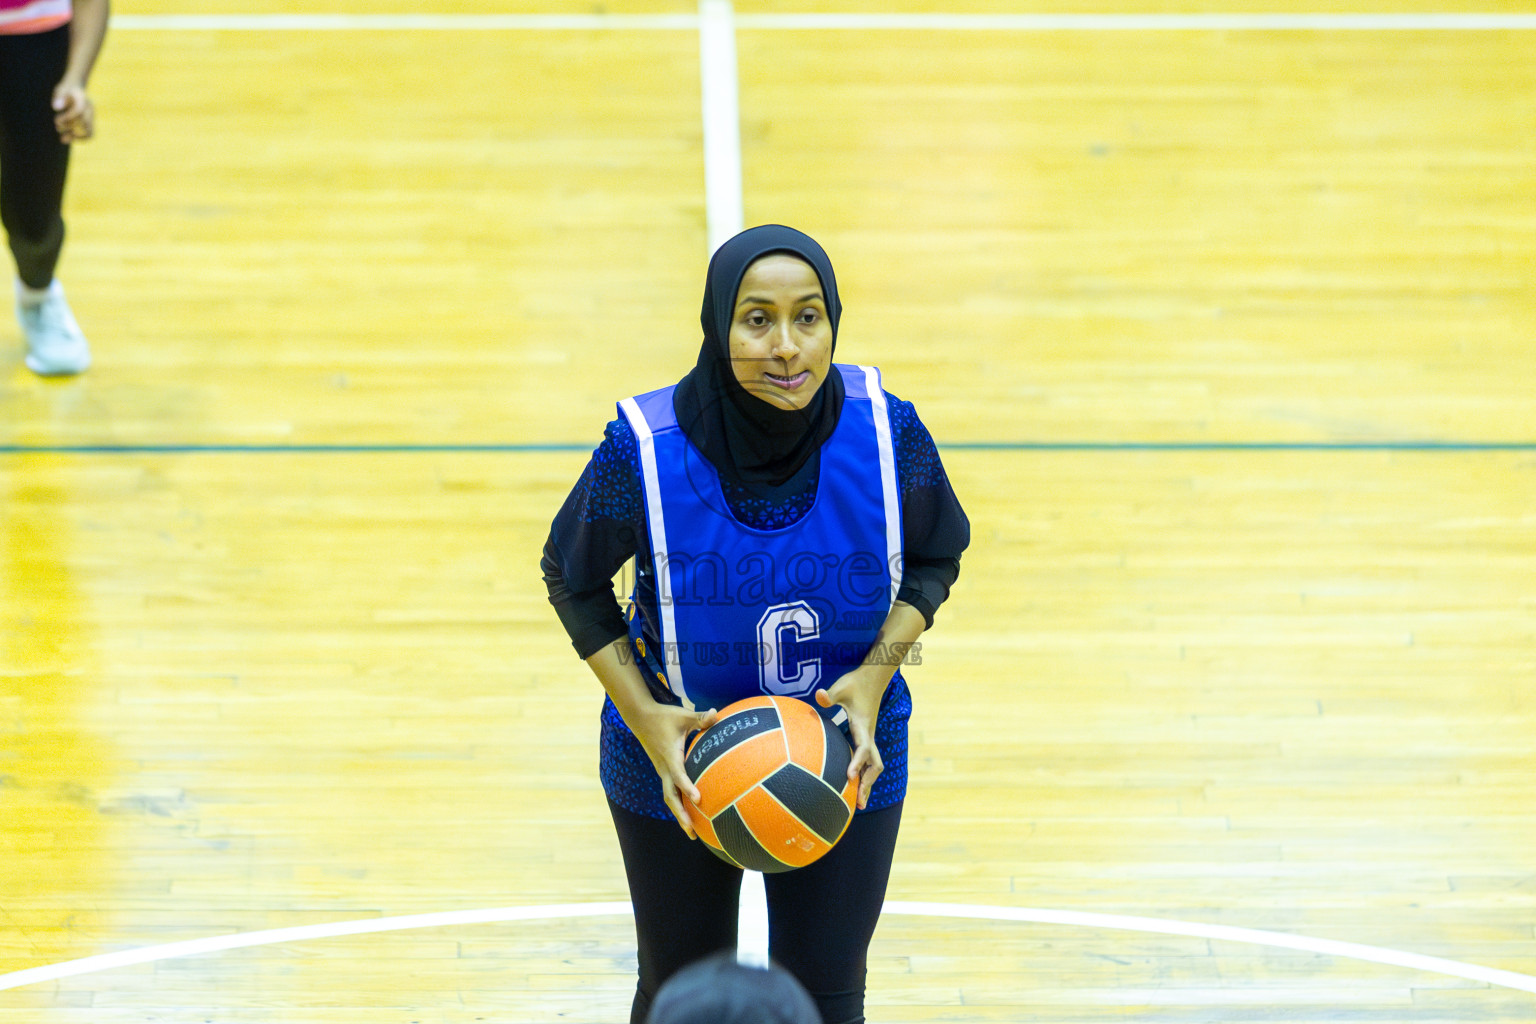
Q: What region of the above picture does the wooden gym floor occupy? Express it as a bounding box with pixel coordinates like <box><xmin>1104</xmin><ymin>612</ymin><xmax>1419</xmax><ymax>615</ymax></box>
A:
<box><xmin>3</xmin><ymin>2</ymin><xmax>1534</xmax><ymax>1021</ymax></box>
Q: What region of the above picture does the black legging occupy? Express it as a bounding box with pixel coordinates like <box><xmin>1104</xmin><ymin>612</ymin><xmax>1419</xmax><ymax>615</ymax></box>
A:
<box><xmin>609</xmin><ymin>799</ymin><xmax>903</xmax><ymax>1024</ymax></box>
<box><xmin>0</xmin><ymin>25</ymin><xmax>71</xmax><ymax>290</ymax></box>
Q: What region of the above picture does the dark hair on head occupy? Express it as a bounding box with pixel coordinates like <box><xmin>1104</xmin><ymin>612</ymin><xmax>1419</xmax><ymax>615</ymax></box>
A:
<box><xmin>644</xmin><ymin>951</ymin><xmax>821</xmax><ymax>1024</ymax></box>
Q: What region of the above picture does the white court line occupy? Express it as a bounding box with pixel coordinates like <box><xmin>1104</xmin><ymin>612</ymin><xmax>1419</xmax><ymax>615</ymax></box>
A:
<box><xmin>735</xmin><ymin>12</ymin><xmax>1536</xmax><ymax>30</ymax></box>
<box><xmin>0</xmin><ymin>903</ymin><xmax>630</xmax><ymax>992</ymax></box>
<box><xmin>110</xmin><ymin>13</ymin><xmax>699</xmax><ymax>30</ymax></box>
<box><xmin>885</xmin><ymin>903</ymin><xmax>1536</xmax><ymax>995</ymax></box>
<box><xmin>737</xmin><ymin>870</ymin><xmax>770</xmax><ymax>968</ymax></box>
<box><xmin>695</xmin><ymin>0</ymin><xmax>765</xmax><ymax>967</ymax></box>
<box><xmin>699</xmin><ymin>0</ymin><xmax>744</xmax><ymax>256</ymax></box>
<box><xmin>111</xmin><ymin>13</ymin><xmax>1536</xmax><ymax>31</ymax></box>
<box><xmin>3</xmin><ymin>901</ymin><xmax>1534</xmax><ymax>995</ymax></box>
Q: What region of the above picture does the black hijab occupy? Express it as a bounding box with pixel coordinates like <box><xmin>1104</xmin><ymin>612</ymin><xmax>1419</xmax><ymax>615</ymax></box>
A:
<box><xmin>672</xmin><ymin>225</ymin><xmax>846</xmax><ymax>488</ymax></box>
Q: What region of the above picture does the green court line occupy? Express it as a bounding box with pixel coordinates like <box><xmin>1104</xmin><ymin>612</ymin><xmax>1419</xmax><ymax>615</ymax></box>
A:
<box><xmin>2</xmin><ymin>442</ymin><xmax>1534</xmax><ymax>455</ymax></box>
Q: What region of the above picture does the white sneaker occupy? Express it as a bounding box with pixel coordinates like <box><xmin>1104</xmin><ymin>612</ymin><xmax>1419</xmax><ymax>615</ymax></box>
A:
<box><xmin>17</xmin><ymin>279</ymin><xmax>92</xmax><ymax>376</ymax></box>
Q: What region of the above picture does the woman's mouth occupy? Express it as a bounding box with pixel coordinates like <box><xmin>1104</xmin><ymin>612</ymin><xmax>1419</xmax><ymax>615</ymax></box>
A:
<box><xmin>765</xmin><ymin>371</ymin><xmax>809</xmax><ymax>390</ymax></box>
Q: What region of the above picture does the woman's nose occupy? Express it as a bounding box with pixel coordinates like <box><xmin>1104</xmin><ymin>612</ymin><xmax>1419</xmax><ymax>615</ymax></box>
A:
<box><xmin>771</xmin><ymin>324</ymin><xmax>799</xmax><ymax>360</ymax></box>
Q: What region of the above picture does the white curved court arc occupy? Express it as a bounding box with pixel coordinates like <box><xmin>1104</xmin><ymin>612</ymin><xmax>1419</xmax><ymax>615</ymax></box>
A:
<box><xmin>3</xmin><ymin>901</ymin><xmax>1534</xmax><ymax>997</ymax></box>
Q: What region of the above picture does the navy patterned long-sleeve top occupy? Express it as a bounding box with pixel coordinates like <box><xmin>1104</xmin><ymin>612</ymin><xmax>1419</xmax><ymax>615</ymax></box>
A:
<box><xmin>543</xmin><ymin>390</ymin><xmax>968</xmax><ymax>817</ymax></box>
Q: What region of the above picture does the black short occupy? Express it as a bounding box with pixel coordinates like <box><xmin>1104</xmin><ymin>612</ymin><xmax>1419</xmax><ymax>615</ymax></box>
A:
<box><xmin>609</xmin><ymin>799</ymin><xmax>903</xmax><ymax>1024</ymax></box>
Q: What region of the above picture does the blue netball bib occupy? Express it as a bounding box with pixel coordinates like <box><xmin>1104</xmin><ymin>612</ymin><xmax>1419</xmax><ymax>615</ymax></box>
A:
<box><xmin>618</xmin><ymin>364</ymin><xmax>903</xmax><ymax>718</ymax></box>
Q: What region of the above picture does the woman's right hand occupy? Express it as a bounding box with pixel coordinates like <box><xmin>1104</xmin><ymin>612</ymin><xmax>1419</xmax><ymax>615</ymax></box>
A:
<box><xmin>627</xmin><ymin>702</ymin><xmax>719</xmax><ymax>838</ymax></box>
<box><xmin>582</xmin><ymin>638</ymin><xmax>719</xmax><ymax>838</ymax></box>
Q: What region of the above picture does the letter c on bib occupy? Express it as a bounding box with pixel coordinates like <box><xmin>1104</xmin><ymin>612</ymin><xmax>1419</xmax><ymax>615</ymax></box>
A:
<box><xmin>757</xmin><ymin>602</ymin><xmax>822</xmax><ymax>696</ymax></box>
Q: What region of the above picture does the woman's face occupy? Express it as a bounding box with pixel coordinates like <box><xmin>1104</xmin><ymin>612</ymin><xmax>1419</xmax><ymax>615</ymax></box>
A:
<box><xmin>727</xmin><ymin>255</ymin><xmax>834</xmax><ymax>412</ymax></box>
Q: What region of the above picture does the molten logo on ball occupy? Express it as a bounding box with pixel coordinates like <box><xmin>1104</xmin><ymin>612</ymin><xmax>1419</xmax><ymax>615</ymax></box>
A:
<box><xmin>688</xmin><ymin>714</ymin><xmax>763</xmax><ymax>766</ymax></box>
<box><xmin>682</xmin><ymin>695</ymin><xmax>857</xmax><ymax>872</ymax></box>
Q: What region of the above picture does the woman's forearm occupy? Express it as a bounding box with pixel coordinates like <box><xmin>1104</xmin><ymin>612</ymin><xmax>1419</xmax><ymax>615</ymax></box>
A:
<box><xmin>586</xmin><ymin>636</ymin><xmax>667</xmax><ymax>722</ymax></box>
<box><xmin>62</xmin><ymin>0</ymin><xmax>110</xmax><ymax>89</ymax></box>
<box><xmin>862</xmin><ymin>599</ymin><xmax>926</xmax><ymax>683</ymax></box>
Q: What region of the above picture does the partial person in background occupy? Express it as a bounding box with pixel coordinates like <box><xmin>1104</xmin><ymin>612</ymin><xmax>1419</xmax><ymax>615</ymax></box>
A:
<box><xmin>645</xmin><ymin>951</ymin><xmax>821</xmax><ymax>1024</ymax></box>
<box><xmin>1</xmin><ymin>0</ymin><xmax>108</xmax><ymax>376</ymax></box>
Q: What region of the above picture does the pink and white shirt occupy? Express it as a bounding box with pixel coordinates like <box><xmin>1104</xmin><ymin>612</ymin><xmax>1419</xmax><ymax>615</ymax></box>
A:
<box><xmin>0</xmin><ymin>0</ymin><xmax>71</xmax><ymax>35</ymax></box>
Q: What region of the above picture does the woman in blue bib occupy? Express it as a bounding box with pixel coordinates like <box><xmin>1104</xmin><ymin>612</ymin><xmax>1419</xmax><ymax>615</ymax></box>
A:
<box><xmin>543</xmin><ymin>225</ymin><xmax>969</xmax><ymax>1024</ymax></box>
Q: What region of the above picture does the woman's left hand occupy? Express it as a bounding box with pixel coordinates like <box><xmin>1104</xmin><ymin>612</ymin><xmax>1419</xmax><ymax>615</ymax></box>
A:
<box><xmin>815</xmin><ymin>664</ymin><xmax>889</xmax><ymax>811</ymax></box>
<box><xmin>52</xmin><ymin>83</ymin><xmax>94</xmax><ymax>143</ymax></box>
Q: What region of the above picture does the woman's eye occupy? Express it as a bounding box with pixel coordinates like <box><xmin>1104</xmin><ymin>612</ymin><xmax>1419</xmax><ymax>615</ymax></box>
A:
<box><xmin>745</xmin><ymin>313</ymin><xmax>768</xmax><ymax>327</ymax></box>
<box><xmin>798</xmin><ymin>309</ymin><xmax>819</xmax><ymax>324</ymax></box>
